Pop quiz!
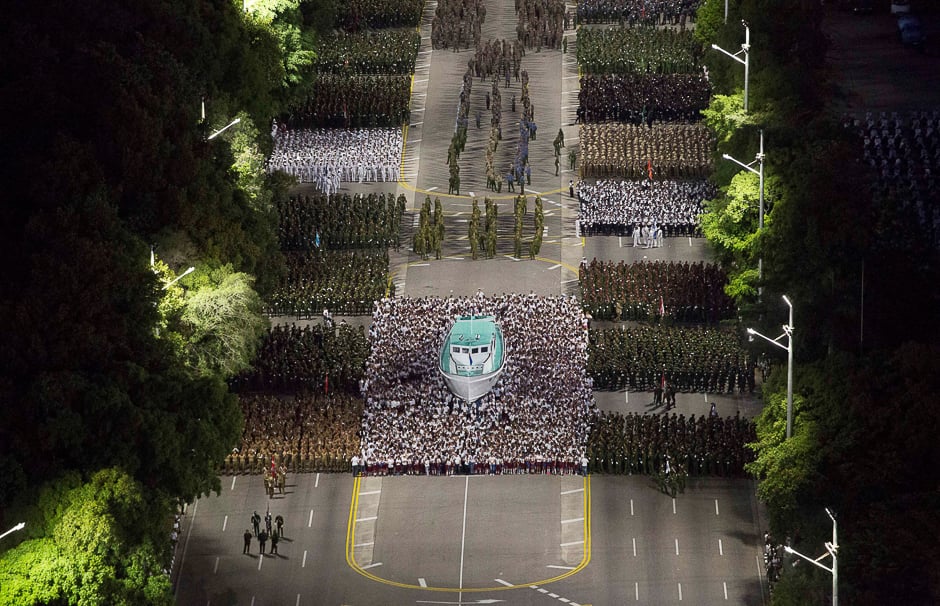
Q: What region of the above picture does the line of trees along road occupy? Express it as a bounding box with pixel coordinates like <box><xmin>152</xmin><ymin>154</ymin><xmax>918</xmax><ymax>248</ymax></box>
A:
<box><xmin>696</xmin><ymin>1</ymin><xmax>939</xmax><ymax>603</ymax></box>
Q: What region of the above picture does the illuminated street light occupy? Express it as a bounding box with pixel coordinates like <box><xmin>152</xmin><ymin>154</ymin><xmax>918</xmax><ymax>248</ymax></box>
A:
<box><xmin>711</xmin><ymin>21</ymin><xmax>750</xmax><ymax>112</ymax></box>
<box><xmin>784</xmin><ymin>509</ymin><xmax>838</xmax><ymax>605</ymax></box>
<box><xmin>208</xmin><ymin>118</ymin><xmax>241</xmax><ymax>140</ymax></box>
<box><xmin>747</xmin><ymin>294</ymin><xmax>794</xmax><ymax>439</ymax></box>
<box><xmin>722</xmin><ymin>129</ymin><xmax>765</xmax><ymax>285</ymax></box>
<box><xmin>1</xmin><ymin>522</ymin><xmax>25</xmax><ymax>541</ymax></box>
<box><xmin>162</xmin><ymin>266</ymin><xmax>195</xmax><ymax>290</ymax></box>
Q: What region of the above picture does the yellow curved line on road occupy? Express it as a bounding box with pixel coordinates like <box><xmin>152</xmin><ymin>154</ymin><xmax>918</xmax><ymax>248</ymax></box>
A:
<box><xmin>401</xmin><ymin>254</ymin><xmax>580</xmax><ymax>276</ymax></box>
<box><xmin>345</xmin><ymin>475</ymin><xmax>592</xmax><ymax>592</ymax></box>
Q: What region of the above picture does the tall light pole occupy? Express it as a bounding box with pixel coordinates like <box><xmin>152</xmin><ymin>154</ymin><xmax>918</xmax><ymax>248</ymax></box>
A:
<box><xmin>208</xmin><ymin>118</ymin><xmax>241</xmax><ymax>140</ymax></box>
<box><xmin>0</xmin><ymin>522</ymin><xmax>25</xmax><ymax>541</ymax></box>
<box><xmin>722</xmin><ymin>129</ymin><xmax>765</xmax><ymax>284</ymax></box>
<box><xmin>711</xmin><ymin>21</ymin><xmax>751</xmax><ymax>112</ymax></box>
<box><xmin>162</xmin><ymin>266</ymin><xmax>195</xmax><ymax>290</ymax></box>
<box><xmin>747</xmin><ymin>294</ymin><xmax>794</xmax><ymax>439</ymax></box>
<box><xmin>784</xmin><ymin>508</ymin><xmax>838</xmax><ymax>606</ymax></box>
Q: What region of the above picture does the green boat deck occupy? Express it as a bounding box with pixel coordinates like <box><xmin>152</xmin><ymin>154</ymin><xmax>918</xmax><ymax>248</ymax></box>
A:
<box><xmin>440</xmin><ymin>315</ymin><xmax>505</xmax><ymax>377</ymax></box>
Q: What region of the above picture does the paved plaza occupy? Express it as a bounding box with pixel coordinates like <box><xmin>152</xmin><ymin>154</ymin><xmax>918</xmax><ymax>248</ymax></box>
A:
<box><xmin>173</xmin><ymin>0</ymin><xmax>770</xmax><ymax>603</ymax></box>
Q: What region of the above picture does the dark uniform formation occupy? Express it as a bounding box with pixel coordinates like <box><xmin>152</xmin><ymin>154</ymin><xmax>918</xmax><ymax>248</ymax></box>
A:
<box><xmin>588</xmin><ymin>325</ymin><xmax>754</xmax><ymax>393</ymax></box>
<box><xmin>516</xmin><ymin>0</ymin><xmax>565</xmax><ymax>50</ymax></box>
<box><xmin>277</xmin><ymin>193</ymin><xmax>405</xmax><ymax>251</ymax></box>
<box><xmin>431</xmin><ymin>0</ymin><xmax>486</xmax><ymax>50</ymax></box>
<box><xmin>335</xmin><ymin>0</ymin><xmax>424</xmax><ymax>30</ymax></box>
<box><xmin>576</xmin><ymin>0</ymin><xmax>702</xmax><ymax>26</ymax></box>
<box><xmin>577</xmin><ymin>178</ymin><xmax>713</xmax><ymax>236</ymax></box>
<box><xmin>580</xmin><ymin>259</ymin><xmax>735</xmax><ymax>322</ymax></box>
<box><xmin>586</xmin><ymin>410</ymin><xmax>756</xmax><ymax>478</ymax></box>
<box><xmin>578</xmin><ymin>73</ymin><xmax>711</xmax><ymax>125</ymax></box>
<box><xmin>580</xmin><ymin>123</ymin><xmax>714</xmax><ymax>179</ymax></box>
<box><xmin>845</xmin><ymin>110</ymin><xmax>940</xmax><ymax>249</ymax></box>
<box><xmin>576</xmin><ymin>26</ymin><xmax>703</xmax><ymax>75</ymax></box>
<box><xmin>311</xmin><ymin>30</ymin><xmax>421</xmax><ymax>75</ymax></box>
<box><xmin>280</xmin><ymin>75</ymin><xmax>411</xmax><ymax>129</ymax></box>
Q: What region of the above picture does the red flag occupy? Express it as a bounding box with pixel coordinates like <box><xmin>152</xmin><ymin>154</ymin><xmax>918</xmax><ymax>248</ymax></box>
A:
<box><xmin>659</xmin><ymin>295</ymin><xmax>665</xmax><ymax>317</ymax></box>
<box><xmin>647</xmin><ymin>159</ymin><xmax>654</xmax><ymax>181</ymax></box>
<box><xmin>271</xmin><ymin>456</ymin><xmax>276</xmax><ymax>474</ymax></box>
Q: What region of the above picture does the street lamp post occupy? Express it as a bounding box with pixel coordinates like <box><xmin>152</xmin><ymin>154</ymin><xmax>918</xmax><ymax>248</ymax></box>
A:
<box><xmin>711</xmin><ymin>21</ymin><xmax>751</xmax><ymax>112</ymax></box>
<box><xmin>208</xmin><ymin>118</ymin><xmax>241</xmax><ymax>140</ymax></box>
<box><xmin>0</xmin><ymin>522</ymin><xmax>26</xmax><ymax>541</ymax></box>
<box><xmin>747</xmin><ymin>294</ymin><xmax>794</xmax><ymax>439</ymax></box>
<box><xmin>162</xmin><ymin>266</ymin><xmax>195</xmax><ymax>290</ymax></box>
<box><xmin>784</xmin><ymin>509</ymin><xmax>838</xmax><ymax>605</ymax></box>
<box><xmin>722</xmin><ymin>129</ymin><xmax>765</xmax><ymax>284</ymax></box>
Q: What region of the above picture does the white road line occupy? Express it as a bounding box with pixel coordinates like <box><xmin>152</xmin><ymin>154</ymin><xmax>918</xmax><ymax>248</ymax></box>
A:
<box><xmin>458</xmin><ymin>476</ymin><xmax>469</xmax><ymax>591</ymax></box>
<box><xmin>173</xmin><ymin>499</ymin><xmax>198</xmax><ymax>601</ymax></box>
<box><xmin>756</xmin><ymin>554</ymin><xmax>767</xmax><ymax>604</ymax></box>
<box><xmin>251</xmin><ymin>596</ymin><xmax>255</xmax><ymax>606</ymax></box>
<box><xmin>678</xmin><ymin>582</ymin><xmax>683</xmax><ymax>600</ymax></box>
<box><xmin>673</xmin><ymin>498</ymin><xmax>677</xmax><ymax>514</ymax></box>
<box><xmin>560</xmin><ymin>488</ymin><xmax>584</xmax><ymax>495</ymax></box>
<box><xmin>632</xmin><ymin>537</ymin><xmax>637</xmax><ymax>557</ymax></box>
<box><xmin>418</xmin><ymin>578</ymin><xmax>427</xmax><ymax>587</ymax></box>
<box><xmin>561</xmin><ymin>278</ymin><xmax>579</xmax><ymax>283</ymax></box>
<box><xmin>630</xmin><ymin>499</ymin><xmax>634</xmax><ymax>516</ymax></box>
<box><xmin>214</xmin><ymin>557</ymin><xmax>219</xmax><ymax>574</ymax></box>
<box><xmin>414</xmin><ymin>79</ymin><xmax>428</xmax><ymax>83</ymax></box>
<box><xmin>547</xmin><ymin>565</ymin><xmax>576</xmax><ymax>570</ymax></box>
<box><xmin>359</xmin><ymin>490</ymin><xmax>381</xmax><ymax>496</ymax></box>
<box><xmin>715</xmin><ymin>499</ymin><xmax>720</xmax><ymax>516</ymax></box>
<box><xmin>561</xmin><ymin>517</ymin><xmax>583</xmax><ymax>524</ymax></box>
<box><xmin>222</xmin><ymin>515</ymin><xmax>228</xmax><ymax>532</ymax></box>
<box><xmin>258</xmin><ymin>555</ymin><xmax>263</xmax><ymax>571</ymax></box>
<box><xmin>410</xmin><ymin>138</ymin><xmax>423</xmax><ymax>143</ymax></box>
<box><xmin>619</xmin><ymin>236</ymin><xmax>622</xmax><ymax>248</ymax></box>
<box><xmin>295</xmin><ymin>594</ymin><xmax>301</xmax><ymax>606</ymax></box>
<box><xmin>724</xmin><ymin>581</ymin><xmax>729</xmax><ymax>600</ymax></box>
<box><xmin>355</xmin><ymin>541</ymin><xmax>375</xmax><ymax>547</ymax></box>
<box><xmin>719</xmin><ymin>539</ymin><xmax>724</xmax><ymax>556</ymax></box>
<box><xmin>302</xmin><ymin>550</ymin><xmax>307</xmax><ymax>568</ymax></box>
<box><xmin>560</xmin><ymin>540</ymin><xmax>583</xmax><ymax>547</ymax></box>
<box><xmin>675</xmin><ymin>538</ymin><xmax>680</xmax><ymax>555</ymax></box>
<box><xmin>411</xmin><ymin>122</ymin><xmax>424</xmax><ymax>127</ymax></box>
<box><xmin>689</xmin><ymin>236</ymin><xmax>693</xmax><ymax>247</ymax></box>
<box><xmin>548</xmin><ymin>593</ymin><xmax>559</xmax><ymax>598</ymax></box>
<box><xmin>538</xmin><ymin>588</ymin><xmax>549</xmax><ymax>593</ymax></box>
<box><xmin>356</xmin><ymin>516</ymin><xmax>378</xmax><ymax>522</ymax></box>
<box><xmin>412</xmin><ymin>108</ymin><xmax>425</xmax><ymax>112</ymax></box>
<box><xmin>559</xmin><ymin>599</ymin><xmax>570</xmax><ymax>603</ymax></box>
<box><xmin>231</xmin><ymin>476</ymin><xmax>236</xmax><ymax>490</ymax></box>
<box><xmin>635</xmin><ymin>581</ymin><xmax>639</xmax><ymax>601</ymax></box>
<box><xmin>563</xmin><ymin>75</ymin><xmax>580</xmax><ymax>79</ymax></box>
<box><xmin>315</xmin><ymin>473</ymin><xmax>319</xmax><ymax>488</ymax></box>
<box><xmin>411</xmin><ymin>263</ymin><xmax>430</xmax><ymax>267</ymax></box>
<box><xmin>307</xmin><ymin>509</ymin><xmax>314</xmax><ymax>527</ymax></box>
<box><xmin>446</xmin><ymin>256</ymin><xmax>464</xmax><ymax>260</ymax></box>
<box><xmin>625</xmin><ymin>391</ymin><xmax>629</xmax><ymax>404</ymax></box>
<box><xmin>495</xmin><ymin>579</ymin><xmax>514</xmax><ymax>587</ymax></box>
<box><xmin>548</xmin><ymin>264</ymin><xmax>562</xmax><ymax>270</ymax></box>
<box><xmin>427</xmin><ymin>186</ymin><xmax>439</xmax><ymax>191</ymax></box>
<box><xmin>362</xmin><ymin>562</ymin><xmax>383</xmax><ymax>570</ymax></box>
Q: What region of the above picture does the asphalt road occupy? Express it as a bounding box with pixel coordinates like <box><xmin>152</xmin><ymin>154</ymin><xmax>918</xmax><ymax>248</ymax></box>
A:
<box><xmin>174</xmin><ymin>474</ymin><xmax>765</xmax><ymax>606</ymax></box>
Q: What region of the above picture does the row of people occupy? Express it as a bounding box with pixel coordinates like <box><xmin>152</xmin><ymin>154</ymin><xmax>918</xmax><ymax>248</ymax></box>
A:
<box><xmin>580</xmin><ymin>259</ymin><xmax>735</xmax><ymax>322</ymax></box>
<box><xmin>264</xmin><ymin>250</ymin><xmax>391</xmax><ymax>317</ymax></box>
<box><xmin>359</xmin><ymin>294</ymin><xmax>596</xmax><ymax>468</ymax></box>
<box><xmin>267</xmin><ymin>126</ymin><xmax>402</xmax><ymax>194</ymax></box>
<box><xmin>231</xmin><ymin>324</ymin><xmax>370</xmax><ymax>394</ymax></box>
<box><xmin>588</xmin><ymin>325</ymin><xmax>754</xmax><ymax>393</ymax></box>
<box><xmin>335</xmin><ymin>0</ymin><xmax>424</xmax><ymax>30</ymax></box>
<box><xmin>279</xmin><ymin>75</ymin><xmax>411</xmax><ymax>129</ymax></box>
<box><xmin>577</xmin><ymin>178</ymin><xmax>713</xmax><ymax>235</ymax></box>
<box><xmin>580</xmin><ymin>123</ymin><xmax>714</xmax><ymax>179</ymax></box>
<box><xmin>516</xmin><ymin>0</ymin><xmax>565</xmax><ymax>50</ymax></box>
<box><xmin>224</xmin><ymin>394</ymin><xmax>363</xmax><ymax>474</ymax></box>
<box><xmin>577</xmin><ymin>26</ymin><xmax>702</xmax><ymax>75</ymax></box>
<box><xmin>578</xmin><ymin>73</ymin><xmax>711</xmax><ymax>125</ymax></box>
<box><xmin>576</xmin><ymin>0</ymin><xmax>702</xmax><ymax>25</ymax></box>
<box><xmin>277</xmin><ymin>193</ymin><xmax>405</xmax><ymax>251</ymax></box>
<box><xmin>586</xmin><ymin>410</ymin><xmax>755</xmax><ymax>477</ymax></box>
<box><xmin>431</xmin><ymin>0</ymin><xmax>486</xmax><ymax>50</ymax></box>
<box><xmin>312</xmin><ymin>30</ymin><xmax>421</xmax><ymax>74</ymax></box>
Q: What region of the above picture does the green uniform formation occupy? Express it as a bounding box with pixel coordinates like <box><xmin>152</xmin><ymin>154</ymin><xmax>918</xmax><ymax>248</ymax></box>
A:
<box><xmin>432</xmin><ymin>0</ymin><xmax>486</xmax><ymax>50</ymax></box>
<box><xmin>580</xmin><ymin>123</ymin><xmax>714</xmax><ymax>179</ymax></box>
<box><xmin>576</xmin><ymin>0</ymin><xmax>702</xmax><ymax>25</ymax></box>
<box><xmin>413</xmin><ymin>196</ymin><xmax>445</xmax><ymax>260</ymax></box>
<box><xmin>277</xmin><ymin>193</ymin><xmax>405</xmax><ymax>251</ymax></box>
<box><xmin>283</xmin><ymin>75</ymin><xmax>411</xmax><ymax>129</ymax></box>
<box><xmin>267</xmin><ymin>249</ymin><xmax>392</xmax><ymax>316</ymax></box>
<box><xmin>224</xmin><ymin>393</ymin><xmax>363</xmax><ymax>474</ymax></box>
<box><xmin>588</xmin><ymin>325</ymin><xmax>754</xmax><ymax>393</ymax></box>
<box><xmin>580</xmin><ymin>259</ymin><xmax>735</xmax><ymax>322</ymax></box>
<box><xmin>312</xmin><ymin>30</ymin><xmax>421</xmax><ymax>74</ymax></box>
<box><xmin>578</xmin><ymin>73</ymin><xmax>711</xmax><ymax>125</ymax></box>
<box><xmin>335</xmin><ymin>0</ymin><xmax>424</xmax><ymax>30</ymax></box>
<box><xmin>576</xmin><ymin>26</ymin><xmax>703</xmax><ymax>75</ymax></box>
<box><xmin>586</xmin><ymin>411</ymin><xmax>755</xmax><ymax>479</ymax></box>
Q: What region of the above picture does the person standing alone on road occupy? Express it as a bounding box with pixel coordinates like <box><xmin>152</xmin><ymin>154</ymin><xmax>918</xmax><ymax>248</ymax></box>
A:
<box><xmin>251</xmin><ymin>511</ymin><xmax>261</xmax><ymax>537</ymax></box>
<box><xmin>275</xmin><ymin>514</ymin><xmax>284</xmax><ymax>538</ymax></box>
<box><xmin>243</xmin><ymin>529</ymin><xmax>252</xmax><ymax>554</ymax></box>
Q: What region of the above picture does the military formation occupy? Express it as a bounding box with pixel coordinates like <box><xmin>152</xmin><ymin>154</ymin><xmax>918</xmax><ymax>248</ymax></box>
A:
<box><xmin>467</xmin><ymin>197</ymin><xmax>500</xmax><ymax>259</ymax></box>
<box><xmin>431</xmin><ymin>0</ymin><xmax>486</xmax><ymax>50</ymax></box>
<box><xmin>576</xmin><ymin>0</ymin><xmax>702</xmax><ymax>26</ymax></box>
<box><xmin>580</xmin><ymin>123</ymin><xmax>714</xmax><ymax>179</ymax></box>
<box><xmin>586</xmin><ymin>411</ymin><xmax>755</xmax><ymax>478</ymax></box>
<box><xmin>588</xmin><ymin>325</ymin><xmax>754</xmax><ymax>393</ymax></box>
<box><xmin>580</xmin><ymin>259</ymin><xmax>735</xmax><ymax>322</ymax></box>
<box><xmin>577</xmin><ymin>26</ymin><xmax>703</xmax><ymax>75</ymax></box>
<box><xmin>412</xmin><ymin>197</ymin><xmax>445</xmax><ymax>260</ymax></box>
<box><xmin>280</xmin><ymin>75</ymin><xmax>411</xmax><ymax>129</ymax></box>
<box><xmin>577</xmin><ymin>178</ymin><xmax>713</xmax><ymax>236</ymax></box>
<box><xmin>578</xmin><ymin>73</ymin><xmax>711</xmax><ymax>125</ymax></box>
<box><xmin>335</xmin><ymin>0</ymin><xmax>424</xmax><ymax>30</ymax></box>
<box><xmin>277</xmin><ymin>193</ymin><xmax>405</xmax><ymax>251</ymax></box>
<box><xmin>516</xmin><ymin>0</ymin><xmax>565</xmax><ymax>50</ymax></box>
<box><xmin>846</xmin><ymin>110</ymin><xmax>940</xmax><ymax>248</ymax></box>
<box><xmin>311</xmin><ymin>30</ymin><xmax>420</xmax><ymax>74</ymax></box>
